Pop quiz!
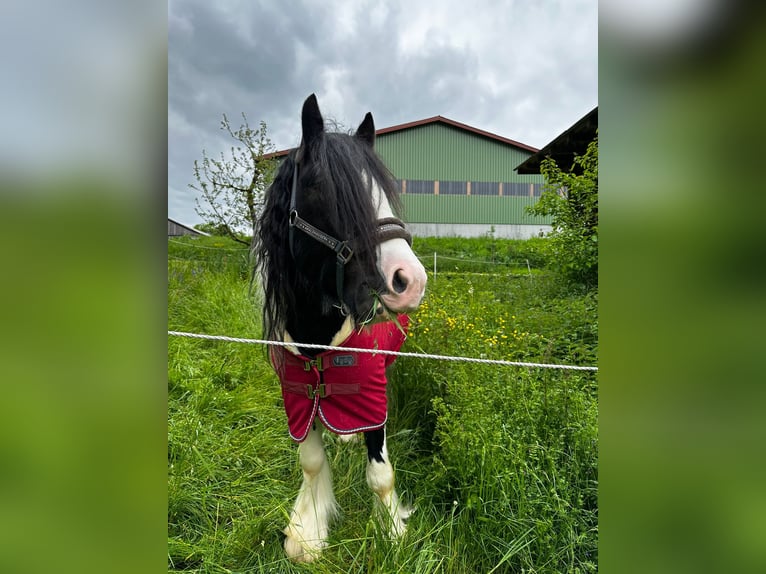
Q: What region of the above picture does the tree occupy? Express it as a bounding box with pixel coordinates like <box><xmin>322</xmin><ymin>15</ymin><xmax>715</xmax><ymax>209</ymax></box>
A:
<box><xmin>527</xmin><ymin>135</ymin><xmax>598</xmax><ymax>287</ymax></box>
<box><xmin>193</xmin><ymin>222</ymin><xmax>229</xmax><ymax>236</ymax></box>
<box><xmin>190</xmin><ymin>114</ymin><xmax>278</xmax><ymax>245</ymax></box>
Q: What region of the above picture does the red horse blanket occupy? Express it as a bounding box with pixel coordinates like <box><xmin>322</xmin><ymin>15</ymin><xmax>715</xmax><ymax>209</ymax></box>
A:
<box><xmin>271</xmin><ymin>316</ymin><xmax>408</xmax><ymax>442</ymax></box>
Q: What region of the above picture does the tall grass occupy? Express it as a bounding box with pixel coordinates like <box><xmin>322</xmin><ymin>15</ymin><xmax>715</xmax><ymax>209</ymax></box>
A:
<box><xmin>412</xmin><ymin>235</ymin><xmax>550</xmax><ymax>274</ymax></box>
<box><xmin>168</xmin><ymin>235</ymin><xmax>597</xmax><ymax>573</ymax></box>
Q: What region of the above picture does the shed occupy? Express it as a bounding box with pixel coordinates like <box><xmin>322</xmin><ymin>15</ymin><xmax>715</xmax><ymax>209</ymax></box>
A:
<box><xmin>168</xmin><ymin>218</ymin><xmax>209</xmax><ymax>237</ymax></box>
<box><xmin>515</xmin><ymin>107</ymin><xmax>598</xmax><ymax>175</ymax></box>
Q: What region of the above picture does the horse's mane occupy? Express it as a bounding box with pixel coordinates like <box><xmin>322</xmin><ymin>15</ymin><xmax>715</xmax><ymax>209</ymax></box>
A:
<box><xmin>254</xmin><ymin>130</ymin><xmax>402</xmax><ymax>341</ymax></box>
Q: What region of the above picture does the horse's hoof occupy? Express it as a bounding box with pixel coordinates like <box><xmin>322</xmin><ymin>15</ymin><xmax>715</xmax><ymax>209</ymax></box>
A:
<box><xmin>283</xmin><ymin>531</ymin><xmax>324</xmax><ymax>563</ymax></box>
<box><xmin>387</xmin><ymin>503</ymin><xmax>414</xmax><ymax>539</ymax></box>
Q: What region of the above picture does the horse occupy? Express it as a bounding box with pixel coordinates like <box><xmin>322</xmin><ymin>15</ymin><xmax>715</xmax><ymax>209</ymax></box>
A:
<box><xmin>254</xmin><ymin>94</ymin><xmax>427</xmax><ymax>562</ymax></box>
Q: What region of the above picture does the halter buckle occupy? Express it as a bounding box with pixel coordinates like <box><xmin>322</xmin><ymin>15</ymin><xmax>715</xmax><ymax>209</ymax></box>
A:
<box><xmin>335</xmin><ymin>242</ymin><xmax>354</xmax><ymax>264</ymax></box>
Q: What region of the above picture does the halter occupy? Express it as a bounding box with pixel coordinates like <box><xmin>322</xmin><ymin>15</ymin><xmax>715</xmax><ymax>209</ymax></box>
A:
<box><xmin>288</xmin><ymin>160</ymin><xmax>412</xmax><ymax>316</ymax></box>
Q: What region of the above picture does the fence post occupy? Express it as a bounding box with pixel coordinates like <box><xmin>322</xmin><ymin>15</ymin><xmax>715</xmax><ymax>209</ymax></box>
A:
<box><xmin>433</xmin><ymin>252</ymin><xmax>437</xmax><ymax>280</ymax></box>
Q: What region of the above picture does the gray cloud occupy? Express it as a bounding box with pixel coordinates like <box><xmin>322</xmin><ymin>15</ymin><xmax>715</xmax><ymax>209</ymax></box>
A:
<box><xmin>169</xmin><ymin>0</ymin><xmax>597</xmax><ymax>226</ymax></box>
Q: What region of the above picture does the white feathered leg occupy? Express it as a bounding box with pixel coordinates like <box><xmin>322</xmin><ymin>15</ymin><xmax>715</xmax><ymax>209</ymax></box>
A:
<box><xmin>337</xmin><ymin>432</ymin><xmax>360</xmax><ymax>444</ymax></box>
<box><xmin>283</xmin><ymin>422</ymin><xmax>337</xmax><ymax>562</ymax></box>
<box><xmin>365</xmin><ymin>430</ymin><xmax>413</xmax><ymax>538</ymax></box>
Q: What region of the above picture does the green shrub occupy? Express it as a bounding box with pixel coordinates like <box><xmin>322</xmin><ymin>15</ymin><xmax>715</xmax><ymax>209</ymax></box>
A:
<box><xmin>398</xmin><ymin>268</ymin><xmax>598</xmax><ymax>572</ymax></box>
<box><xmin>427</xmin><ymin>365</ymin><xmax>597</xmax><ymax>572</ymax></box>
<box><xmin>527</xmin><ymin>136</ymin><xmax>598</xmax><ymax>288</ymax></box>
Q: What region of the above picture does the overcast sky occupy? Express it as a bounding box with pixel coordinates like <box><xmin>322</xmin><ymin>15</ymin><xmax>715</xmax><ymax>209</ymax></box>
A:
<box><xmin>168</xmin><ymin>0</ymin><xmax>598</xmax><ymax>226</ymax></box>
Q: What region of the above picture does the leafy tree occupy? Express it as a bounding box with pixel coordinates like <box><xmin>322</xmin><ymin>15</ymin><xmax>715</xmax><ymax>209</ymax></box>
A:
<box><xmin>190</xmin><ymin>114</ymin><xmax>278</xmax><ymax>245</ymax></box>
<box><xmin>193</xmin><ymin>222</ymin><xmax>229</xmax><ymax>236</ymax></box>
<box><xmin>527</xmin><ymin>135</ymin><xmax>598</xmax><ymax>287</ymax></box>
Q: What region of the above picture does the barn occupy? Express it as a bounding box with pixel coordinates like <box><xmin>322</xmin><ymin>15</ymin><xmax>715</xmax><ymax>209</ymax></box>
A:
<box><xmin>267</xmin><ymin>115</ymin><xmax>554</xmax><ymax>238</ymax></box>
<box><xmin>375</xmin><ymin>116</ymin><xmax>551</xmax><ymax>238</ymax></box>
<box><xmin>168</xmin><ymin>218</ymin><xmax>209</xmax><ymax>237</ymax></box>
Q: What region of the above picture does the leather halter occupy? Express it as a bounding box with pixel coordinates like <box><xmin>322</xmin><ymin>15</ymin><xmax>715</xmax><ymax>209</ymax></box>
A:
<box><xmin>288</xmin><ymin>160</ymin><xmax>412</xmax><ymax>315</ymax></box>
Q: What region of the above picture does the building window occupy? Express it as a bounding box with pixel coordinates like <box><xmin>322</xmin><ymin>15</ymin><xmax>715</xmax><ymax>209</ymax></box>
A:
<box><xmin>502</xmin><ymin>182</ymin><xmax>525</xmax><ymax>197</ymax></box>
<box><xmin>503</xmin><ymin>182</ymin><xmax>546</xmax><ymax>197</ymax></box>
<box><xmin>471</xmin><ymin>181</ymin><xmax>499</xmax><ymax>196</ymax></box>
<box><xmin>399</xmin><ymin>180</ymin><xmax>545</xmax><ymax>197</ymax></box>
<box><xmin>439</xmin><ymin>180</ymin><xmax>467</xmax><ymax>195</ymax></box>
<box><xmin>406</xmin><ymin>180</ymin><xmax>435</xmax><ymax>194</ymax></box>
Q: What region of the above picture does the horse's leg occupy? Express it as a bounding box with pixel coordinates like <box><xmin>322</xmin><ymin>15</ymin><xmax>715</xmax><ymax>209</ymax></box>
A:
<box><xmin>283</xmin><ymin>421</ymin><xmax>337</xmax><ymax>562</ymax></box>
<box><xmin>337</xmin><ymin>432</ymin><xmax>360</xmax><ymax>444</ymax></box>
<box><xmin>364</xmin><ymin>427</ymin><xmax>412</xmax><ymax>538</ymax></box>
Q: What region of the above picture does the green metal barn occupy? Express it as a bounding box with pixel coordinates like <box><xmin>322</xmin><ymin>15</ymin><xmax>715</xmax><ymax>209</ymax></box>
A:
<box><xmin>376</xmin><ymin>116</ymin><xmax>550</xmax><ymax>238</ymax></box>
<box><xmin>268</xmin><ymin>115</ymin><xmax>552</xmax><ymax>238</ymax></box>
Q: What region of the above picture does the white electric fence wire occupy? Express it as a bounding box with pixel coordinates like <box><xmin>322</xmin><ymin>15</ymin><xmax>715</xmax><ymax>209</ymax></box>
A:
<box><xmin>170</xmin><ymin>241</ymin><xmax>525</xmax><ymax>266</ymax></box>
<box><xmin>415</xmin><ymin>253</ymin><xmax>520</xmax><ymax>266</ymax></box>
<box><xmin>168</xmin><ymin>243</ymin><xmax>591</xmax><ymax>370</ymax></box>
<box><xmin>168</xmin><ymin>330</ymin><xmax>598</xmax><ymax>372</ymax></box>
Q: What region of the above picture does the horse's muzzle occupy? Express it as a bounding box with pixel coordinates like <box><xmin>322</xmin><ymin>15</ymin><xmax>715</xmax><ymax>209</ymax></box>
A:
<box><xmin>378</xmin><ymin>259</ymin><xmax>427</xmax><ymax>312</ymax></box>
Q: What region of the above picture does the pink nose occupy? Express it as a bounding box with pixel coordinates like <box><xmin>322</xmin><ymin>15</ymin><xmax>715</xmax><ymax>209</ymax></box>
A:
<box><xmin>380</xmin><ymin>263</ymin><xmax>427</xmax><ymax>312</ymax></box>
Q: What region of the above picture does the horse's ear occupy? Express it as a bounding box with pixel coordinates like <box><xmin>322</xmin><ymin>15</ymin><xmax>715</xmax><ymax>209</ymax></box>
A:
<box><xmin>298</xmin><ymin>93</ymin><xmax>324</xmax><ymax>162</ymax></box>
<box><xmin>355</xmin><ymin>112</ymin><xmax>375</xmax><ymax>148</ymax></box>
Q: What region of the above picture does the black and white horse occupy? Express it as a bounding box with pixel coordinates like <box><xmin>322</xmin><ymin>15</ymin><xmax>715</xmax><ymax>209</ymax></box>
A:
<box><xmin>255</xmin><ymin>94</ymin><xmax>427</xmax><ymax>562</ymax></box>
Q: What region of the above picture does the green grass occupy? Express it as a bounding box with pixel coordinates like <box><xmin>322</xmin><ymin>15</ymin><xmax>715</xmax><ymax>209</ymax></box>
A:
<box><xmin>411</xmin><ymin>234</ymin><xmax>550</xmax><ymax>274</ymax></box>
<box><xmin>168</xmin><ymin>235</ymin><xmax>597</xmax><ymax>573</ymax></box>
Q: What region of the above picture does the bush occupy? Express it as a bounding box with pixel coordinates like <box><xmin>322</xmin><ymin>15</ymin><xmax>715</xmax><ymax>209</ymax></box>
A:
<box><xmin>527</xmin><ymin>136</ymin><xmax>598</xmax><ymax>287</ymax></box>
<box><xmin>395</xmin><ymin>268</ymin><xmax>598</xmax><ymax>572</ymax></box>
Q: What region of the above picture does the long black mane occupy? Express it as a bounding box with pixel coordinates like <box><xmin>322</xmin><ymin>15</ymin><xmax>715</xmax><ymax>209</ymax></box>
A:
<box><xmin>254</xmin><ymin>126</ymin><xmax>402</xmax><ymax>346</ymax></box>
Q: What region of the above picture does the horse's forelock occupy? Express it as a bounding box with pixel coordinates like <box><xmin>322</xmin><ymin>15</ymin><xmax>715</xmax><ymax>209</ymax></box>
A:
<box><xmin>317</xmin><ymin>133</ymin><xmax>401</xmax><ymax>257</ymax></box>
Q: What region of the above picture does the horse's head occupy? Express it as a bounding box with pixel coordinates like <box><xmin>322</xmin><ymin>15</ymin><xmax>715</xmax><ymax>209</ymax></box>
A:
<box><xmin>257</xmin><ymin>94</ymin><xmax>427</xmax><ymax>340</ymax></box>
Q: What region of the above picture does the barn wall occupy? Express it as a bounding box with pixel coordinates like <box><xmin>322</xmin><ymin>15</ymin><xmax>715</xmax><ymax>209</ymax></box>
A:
<box><xmin>376</xmin><ymin>124</ymin><xmax>544</xmax><ymax>184</ymax></box>
<box><xmin>270</xmin><ymin>120</ymin><xmax>552</xmax><ymax>238</ymax></box>
<box><xmin>376</xmin><ymin>123</ymin><xmax>549</xmax><ymax>237</ymax></box>
<box><xmin>407</xmin><ymin>223</ymin><xmax>551</xmax><ymax>239</ymax></box>
<box><xmin>400</xmin><ymin>195</ymin><xmax>551</xmax><ymax>226</ymax></box>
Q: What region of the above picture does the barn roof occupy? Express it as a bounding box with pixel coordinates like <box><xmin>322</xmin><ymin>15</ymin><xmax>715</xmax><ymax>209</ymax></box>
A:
<box><xmin>514</xmin><ymin>107</ymin><xmax>598</xmax><ymax>175</ymax></box>
<box><xmin>376</xmin><ymin>116</ymin><xmax>539</xmax><ymax>152</ymax></box>
<box><xmin>264</xmin><ymin>115</ymin><xmax>539</xmax><ymax>159</ymax></box>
